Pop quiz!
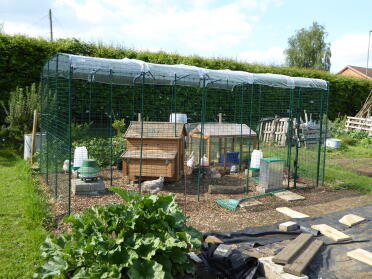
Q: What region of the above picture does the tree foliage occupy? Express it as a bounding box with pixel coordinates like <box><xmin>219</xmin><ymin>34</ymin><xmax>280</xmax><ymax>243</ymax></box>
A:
<box><xmin>285</xmin><ymin>22</ymin><xmax>331</xmax><ymax>71</ymax></box>
<box><xmin>0</xmin><ymin>33</ymin><xmax>371</xmax><ymax>124</ymax></box>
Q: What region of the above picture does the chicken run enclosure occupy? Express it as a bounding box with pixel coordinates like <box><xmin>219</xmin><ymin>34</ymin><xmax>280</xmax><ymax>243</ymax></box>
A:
<box><xmin>40</xmin><ymin>53</ymin><xmax>329</xmax><ymax>214</ymax></box>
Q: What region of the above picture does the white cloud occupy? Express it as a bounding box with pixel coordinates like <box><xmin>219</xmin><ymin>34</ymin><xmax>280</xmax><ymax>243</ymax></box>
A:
<box><xmin>2</xmin><ymin>0</ymin><xmax>282</xmax><ymax>59</ymax></box>
<box><xmin>331</xmin><ymin>33</ymin><xmax>370</xmax><ymax>73</ymax></box>
<box><xmin>3</xmin><ymin>21</ymin><xmax>49</xmax><ymax>38</ymax></box>
<box><xmin>239</xmin><ymin>47</ymin><xmax>285</xmax><ymax>65</ymax></box>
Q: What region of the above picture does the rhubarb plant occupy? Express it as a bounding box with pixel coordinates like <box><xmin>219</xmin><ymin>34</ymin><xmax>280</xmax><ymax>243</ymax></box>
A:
<box><xmin>33</xmin><ymin>188</ymin><xmax>201</xmax><ymax>278</ymax></box>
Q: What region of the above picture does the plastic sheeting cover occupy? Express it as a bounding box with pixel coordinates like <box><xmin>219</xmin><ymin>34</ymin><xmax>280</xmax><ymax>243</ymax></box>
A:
<box><xmin>44</xmin><ymin>53</ymin><xmax>328</xmax><ymax>90</ymax></box>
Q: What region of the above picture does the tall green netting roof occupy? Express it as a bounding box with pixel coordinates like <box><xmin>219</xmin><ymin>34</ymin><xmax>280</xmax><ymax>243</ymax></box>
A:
<box><xmin>43</xmin><ymin>53</ymin><xmax>328</xmax><ymax>91</ymax></box>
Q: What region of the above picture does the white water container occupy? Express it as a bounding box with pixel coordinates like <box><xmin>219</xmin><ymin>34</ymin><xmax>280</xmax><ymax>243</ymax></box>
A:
<box><xmin>200</xmin><ymin>154</ymin><xmax>209</xmax><ymax>168</ymax></box>
<box><xmin>23</xmin><ymin>133</ymin><xmax>46</xmax><ymax>160</ymax></box>
<box><xmin>73</xmin><ymin>146</ymin><xmax>88</xmax><ymax>169</ymax></box>
<box><xmin>326</xmin><ymin>138</ymin><xmax>342</xmax><ymax>149</ymax></box>
<box><xmin>169</xmin><ymin>113</ymin><xmax>187</xmax><ymax>123</ymax></box>
<box><xmin>249</xmin><ymin>149</ymin><xmax>263</xmax><ymax>169</ymax></box>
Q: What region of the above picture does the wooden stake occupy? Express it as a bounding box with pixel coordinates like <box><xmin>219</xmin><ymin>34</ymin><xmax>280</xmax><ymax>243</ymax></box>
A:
<box><xmin>207</xmin><ymin>137</ymin><xmax>211</xmax><ymax>163</ymax></box>
<box><xmin>30</xmin><ymin>110</ymin><xmax>38</xmax><ymax>164</ymax></box>
<box><xmin>223</xmin><ymin>137</ymin><xmax>227</xmax><ymax>170</ymax></box>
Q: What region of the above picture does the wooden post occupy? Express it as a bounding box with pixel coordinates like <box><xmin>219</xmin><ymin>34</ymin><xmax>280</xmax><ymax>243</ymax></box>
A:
<box><xmin>207</xmin><ymin>137</ymin><xmax>211</xmax><ymax>163</ymax></box>
<box><xmin>218</xmin><ymin>137</ymin><xmax>222</xmax><ymax>162</ymax></box>
<box><xmin>30</xmin><ymin>110</ymin><xmax>38</xmax><ymax>164</ymax></box>
<box><xmin>239</xmin><ymin>138</ymin><xmax>243</xmax><ymax>171</ymax></box>
<box><xmin>223</xmin><ymin>137</ymin><xmax>227</xmax><ymax>170</ymax></box>
<box><xmin>230</xmin><ymin>137</ymin><xmax>234</xmax><ymax>152</ymax></box>
<box><xmin>189</xmin><ymin>135</ymin><xmax>193</xmax><ymax>157</ymax></box>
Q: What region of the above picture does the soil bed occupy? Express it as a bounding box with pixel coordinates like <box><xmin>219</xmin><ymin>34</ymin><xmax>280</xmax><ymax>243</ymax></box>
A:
<box><xmin>40</xmin><ymin>167</ymin><xmax>367</xmax><ymax>233</ymax></box>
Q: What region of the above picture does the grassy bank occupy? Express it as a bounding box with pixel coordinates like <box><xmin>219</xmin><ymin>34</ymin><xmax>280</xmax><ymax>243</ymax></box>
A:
<box><xmin>0</xmin><ymin>148</ymin><xmax>49</xmax><ymax>278</ymax></box>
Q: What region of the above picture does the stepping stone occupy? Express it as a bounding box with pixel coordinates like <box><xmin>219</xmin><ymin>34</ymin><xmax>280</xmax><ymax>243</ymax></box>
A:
<box><xmin>274</xmin><ymin>191</ymin><xmax>305</xmax><ymax>202</ymax></box>
<box><xmin>347</xmin><ymin>248</ymin><xmax>372</xmax><ymax>266</ymax></box>
<box><xmin>339</xmin><ymin>214</ymin><xmax>366</xmax><ymax>227</ymax></box>
<box><xmin>311</xmin><ymin>224</ymin><xmax>351</xmax><ymax>242</ymax></box>
<box><xmin>279</xmin><ymin>221</ymin><xmax>299</xmax><ymax>232</ymax></box>
<box><xmin>276</xmin><ymin>207</ymin><xmax>309</xmax><ymax>218</ymax></box>
<box><xmin>239</xmin><ymin>199</ymin><xmax>263</xmax><ymax>208</ymax></box>
<box><xmin>204</xmin><ymin>235</ymin><xmax>223</xmax><ymax>244</ymax></box>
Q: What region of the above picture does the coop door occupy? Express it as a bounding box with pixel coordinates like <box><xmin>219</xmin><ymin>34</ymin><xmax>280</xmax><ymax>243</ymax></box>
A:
<box><xmin>292</xmin><ymin>88</ymin><xmax>324</xmax><ymax>188</ymax></box>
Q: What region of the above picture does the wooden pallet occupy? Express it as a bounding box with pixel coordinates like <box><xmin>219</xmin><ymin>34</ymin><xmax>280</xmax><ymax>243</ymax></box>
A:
<box><xmin>345</xmin><ymin>116</ymin><xmax>372</xmax><ymax>135</ymax></box>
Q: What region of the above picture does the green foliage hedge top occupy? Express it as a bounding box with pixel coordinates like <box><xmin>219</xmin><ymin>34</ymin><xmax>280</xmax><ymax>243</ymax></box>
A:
<box><xmin>1</xmin><ymin>33</ymin><xmax>372</xmax><ymax>122</ymax></box>
<box><xmin>34</xmin><ymin>188</ymin><xmax>202</xmax><ymax>279</ymax></box>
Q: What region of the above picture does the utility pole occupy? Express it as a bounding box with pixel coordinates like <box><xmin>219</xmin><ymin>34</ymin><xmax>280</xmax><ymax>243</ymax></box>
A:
<box><xmin>366</xmin><ymin>30</ymin><xmax>372</xmax><ymax>76</ymax></box>
<box><xmin>49</xmin><ymin>9</ymin><xmax>53</xmax><ymax>41</ymax></box>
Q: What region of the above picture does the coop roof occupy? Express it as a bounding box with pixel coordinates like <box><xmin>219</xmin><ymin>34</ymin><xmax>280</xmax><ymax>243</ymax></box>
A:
<box><xmin>190</xmin><ymin>123</ymin><xmax>257</xmax><ymax>137</ymax></box>
<box><xmin>124</xmin><ymin>121</ymin><xmax>185</xmax><ymax>139</ymax></box>
<box><xmin>121</xmin><ymin>150</ymin><xmax>177</xmax><ymax>160</ymax></box>
<box><xmin>43</xmin><ymin>53</ymin><xmax>329</xmax><ymax>91</ymax></box>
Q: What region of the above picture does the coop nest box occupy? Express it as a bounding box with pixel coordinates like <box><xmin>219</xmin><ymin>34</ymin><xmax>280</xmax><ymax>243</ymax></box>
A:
<box><xmin>121</xmin><ymin>121</ymin><xmax>186</xmax><ymax>181</ymax></box>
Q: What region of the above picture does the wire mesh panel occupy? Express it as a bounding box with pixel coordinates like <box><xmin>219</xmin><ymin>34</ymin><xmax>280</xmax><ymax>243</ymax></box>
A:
<box><xmin>40</xmin><ymin>53</ymin><xmax>329</xmax><ymax>215</ymax></box>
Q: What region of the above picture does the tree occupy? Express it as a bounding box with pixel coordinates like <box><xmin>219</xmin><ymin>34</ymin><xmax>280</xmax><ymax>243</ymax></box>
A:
<box><xmin>284</xmin><ymin>22</ymin><xmax>331</xmax><ymax>71</ymax></box>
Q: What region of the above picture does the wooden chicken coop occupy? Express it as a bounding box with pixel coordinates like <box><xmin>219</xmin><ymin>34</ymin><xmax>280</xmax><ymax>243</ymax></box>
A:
<box><xmin>189</xmin><ymin>122</ymin><xmax>257</xmax><ymax>169</ymax></box>
<box><xmin>121</xmin><ymin>121</ymin><xmax>186</xmax><ymax>181</ymax></box>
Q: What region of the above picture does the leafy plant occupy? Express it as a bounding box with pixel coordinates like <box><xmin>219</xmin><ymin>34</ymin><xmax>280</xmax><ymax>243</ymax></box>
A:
<box><xmin>73</xmin><ymin>136</ymin><xmax>126</xmax><ymax>167</ymax></box>
<box><xmin>112</xmin><ymin>119</ymin><xmax>126</xmax><ymax>135</ymax></box>
<box><xmin>33</xmin><ymin>189</ymin><xmax>202</xmax><ymax>279</ymax></box>
<box><xmin>71</xmin><ymin>121</ymin><xmax>93</xmax><ymax>141</ymax></box>
<box><xmin>329</xmin><ymin>116</ymin><xmax>370</xmax><ymax>149</ymax></box>
<box><xmin>1</xmin><ymin>83</ymin><xmax>39</xmax><ymax>148</ymax></box>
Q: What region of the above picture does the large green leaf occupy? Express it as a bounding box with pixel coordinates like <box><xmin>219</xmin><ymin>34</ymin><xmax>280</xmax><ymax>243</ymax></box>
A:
<box><xmin>34</xmin><ymin>189</ymin><xmax>201</xmax><ymax>278</ymax></box>
<box><xmin>128</xmin><ymin>260</ymin><xmax>165</xmax><ymax>279</ymax></box>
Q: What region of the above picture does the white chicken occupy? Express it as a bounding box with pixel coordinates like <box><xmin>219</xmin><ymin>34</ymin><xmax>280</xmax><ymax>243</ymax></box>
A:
<box><xmin>186</xmin><ymin>151</ymin><xmax>195</xmax><ymax>169</ymax></box>
<box><xmin>141</xmin><ymin>176</ymin><xmax>165</xmax><ymax>194</ymax></box>
<box><xmin>63</xmin><ymin>160</ymin><xmax>70</xmax><ymax>174</ymax></box>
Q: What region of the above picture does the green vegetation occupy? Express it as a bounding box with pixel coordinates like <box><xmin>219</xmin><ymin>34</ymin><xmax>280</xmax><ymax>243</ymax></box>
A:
<box><xmin>285</xmin><ymin>22</ymin><xmax>331</xmax><ymax>71</ymax></box>
<box><xmin>0</xmin><ymin>33</ymin><xmax>371</xmax><ymax>125</ymax></box>
<box><xmin>34</xmin><ymin>188</ymin><xmax>202</xmax><ymax>279</ymax></box>
<box><xmin>325</xmin><ymin>117</ymin><xmax>372</xmax><ymax>192</ymax></box>
<box><xmin>0</xmin><ymin>148</ymin><xmax>49</xmax><ymax>279</ymax></box>
<box><xmin>325</xmin><ymin>144</ymin><xmax>372</xmax><ymax>193</ymax></box>
<box><xmin>72</xmin><ymin>136</ymin><xmax>127</xmax><ymax>167</ymax></box>
<box><xmin>0</xmin><ymin>83</ymin><xmax>39</xmax><ymax>148</ymax></box>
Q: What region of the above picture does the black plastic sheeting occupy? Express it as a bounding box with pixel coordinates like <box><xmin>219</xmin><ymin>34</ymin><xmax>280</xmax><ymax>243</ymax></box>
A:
<box><xmin>202</xmin><ymin>204</ymin><xmax>372</xmax><ymax>279</ymax></box>
<box><xmin>200</xmin><ymin>243</ymin><xmax>259</xmax><ymax>279</ymax></box>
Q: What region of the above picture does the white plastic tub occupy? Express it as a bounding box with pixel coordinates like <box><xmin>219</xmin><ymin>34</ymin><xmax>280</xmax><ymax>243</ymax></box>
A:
<box><xmin>23</xmin><ymin>133</ymin><xmax>46</xmax><ymax>160</ymax></box>
<box><xmin>326</xmin><ymin>138</ymin><xmax>342</xmax><ymax>149</ymax></box>
<box><xmin>169</xmin><ymin>113</ymin><xmax>187</xmax><ymax>123</ymax></box>
<box><xmin>250</xmin><ymin>149</ymin><xmax>263</xmax><ymax>169</ymax></box>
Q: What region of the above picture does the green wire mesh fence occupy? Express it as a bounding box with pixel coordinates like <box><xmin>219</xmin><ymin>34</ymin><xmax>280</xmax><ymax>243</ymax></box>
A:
<box><xmin>40</xmin><ymin>53</ymin><xmax>329</xmax><ymax>215</ymax></box>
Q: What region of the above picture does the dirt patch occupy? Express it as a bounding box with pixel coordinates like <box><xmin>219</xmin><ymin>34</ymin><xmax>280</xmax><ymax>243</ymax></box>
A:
<box><xmin>39</xmin><ymin>168</ymin><xmax>371</xmax><ymax>234</ymax></box>
<box><xmin>329</xmin><ymin>158</ymin><xmax>372</xmax><ymax>177</ymax></box>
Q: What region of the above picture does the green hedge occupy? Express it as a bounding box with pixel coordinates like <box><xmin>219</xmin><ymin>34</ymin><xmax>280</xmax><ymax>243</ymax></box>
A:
<box><xmin>1</xmin><ymin>33</ymin><xmax>371</xmax><ymax>123</ymax></box>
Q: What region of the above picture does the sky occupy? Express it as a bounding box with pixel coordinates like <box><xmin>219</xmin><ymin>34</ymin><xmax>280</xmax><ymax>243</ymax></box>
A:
<box><xmin>1</xmin><ymin>0</ymin><xmax>371</xmax><ymax>73</ymax></box>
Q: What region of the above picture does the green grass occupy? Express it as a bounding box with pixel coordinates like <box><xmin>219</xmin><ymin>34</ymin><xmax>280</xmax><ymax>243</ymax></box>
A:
<box><xmin>0</xmin><ymin>148</ymin><xmax>49</xmax><ymax>279</ymax></box>
<box><xmin>325</xmin><ymin>144</ymin><xmax>372</xmax><ymax>193</ymax></box>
